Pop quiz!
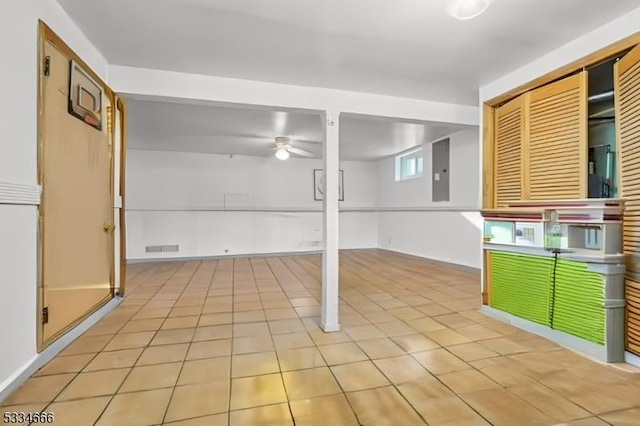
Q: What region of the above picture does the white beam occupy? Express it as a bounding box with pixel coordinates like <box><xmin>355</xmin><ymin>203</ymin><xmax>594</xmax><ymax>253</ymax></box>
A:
<box><xmin>108</xmin><ymin>65</ymin><xmax>479</xmax><ymax>126</ymax></box>
<box><xmin>321</xmin><ymin>110</ymin><xmax>340</xmax><ymax>332</ymax></box>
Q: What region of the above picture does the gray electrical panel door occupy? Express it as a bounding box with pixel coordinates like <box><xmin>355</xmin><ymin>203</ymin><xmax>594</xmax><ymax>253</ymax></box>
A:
<box><xmin>432</xmin><ymin>138</ymin><xmax>450</xmax><ymax>202</ymax></box>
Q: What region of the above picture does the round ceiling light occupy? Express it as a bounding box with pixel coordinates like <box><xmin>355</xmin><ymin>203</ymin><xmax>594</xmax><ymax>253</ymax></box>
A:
<box><xmin>446</xmin><ymin>0</ymin><xmax>492</xmax><ymax>20</ymax></box>
<box><xmin>275</xmin><ymin>148</ymin><xmax>290</xmax><ymax>160</ymax></box>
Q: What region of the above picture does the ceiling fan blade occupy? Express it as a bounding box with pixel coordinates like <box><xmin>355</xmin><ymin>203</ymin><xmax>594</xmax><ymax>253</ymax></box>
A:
<box><xmin>287</xmin><ymin>147</ymin><xmax>315</xmax><ymax>157</ymax></box>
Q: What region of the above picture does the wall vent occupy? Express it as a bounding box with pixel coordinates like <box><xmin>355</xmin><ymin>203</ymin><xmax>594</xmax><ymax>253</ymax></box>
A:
<box><xmin>146</xmin><ymin>245</ymin><xmax>179</xmax><ymax>253</ymax></box>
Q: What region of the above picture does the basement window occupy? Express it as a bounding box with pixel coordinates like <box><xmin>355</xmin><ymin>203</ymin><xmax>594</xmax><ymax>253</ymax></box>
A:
<box><xmin>395</xmin><ymin>148</ymin><xmax>423</xmax><ymax>181</ymax></box>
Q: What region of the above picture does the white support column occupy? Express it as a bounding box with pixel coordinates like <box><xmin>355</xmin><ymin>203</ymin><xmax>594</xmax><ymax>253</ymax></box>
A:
<box><xmin>321</xmin><ymin>110</ymin><xmax>340</xmax><ymax>332</ymax></box>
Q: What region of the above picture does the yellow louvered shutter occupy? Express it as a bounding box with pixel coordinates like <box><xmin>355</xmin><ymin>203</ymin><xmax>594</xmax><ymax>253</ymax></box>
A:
<box><xmin>527</xmin><ymin>72</ymin><xmax>588</xmax><ymax>200</ymax></box>
<box><xmin>494</xmin><ymin>96</ymin><xmax>525</xmax><ymax>207</ymax></box>
<box><xmin>616</xmin><ymin>44</ymin><xmax>640</xmax><ymax>356</ymax></box>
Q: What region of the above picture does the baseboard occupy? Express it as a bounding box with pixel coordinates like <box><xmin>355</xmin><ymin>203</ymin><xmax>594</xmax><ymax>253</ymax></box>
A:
<box><xmin>480</xmin><ymin>306</ymin><xmax>608</xmax><ymax>363</ymax></box>
<box><xmin>0</xmin><ymin>297</ymin><xmax>122</xmax><ymax>404</ymax></box>
<box><xmin>625</xmin><ymin>351</ymin><xmax>640</xmax><ymax>367</ymax></box>
<box><xmin>376</xmin><ymin>248</ymin><xmax>481</xmax><ymax>273</ymax></box>
<box><xmin>127</xmin><ymin>249</ymin><xmax>325</xmax><ymax>264</ymax></box>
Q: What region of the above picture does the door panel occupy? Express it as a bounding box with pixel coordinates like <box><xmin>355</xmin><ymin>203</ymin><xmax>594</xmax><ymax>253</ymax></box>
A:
<box><xmin>527</xmin><ymin>72</ymin><xmax>588</xmax><ymax>200</ymax></box>
<box><xmin>616</xmin><ymin>43</ymin><xmax>640</xmax><ymax>357</ymax></box>
<box><xmin>494</xmin><ymin>96</ymin><xmax>525</xmax><ymax>207</ymax></box>
<box><xmin>41</xmin><ymin>40</ymin><xmax>113</xmax><ymax>343</ymax></box>
<box><xmin>432</xmin><ymin>138</ymin><xmax>450</xmax><ymax>202</ymax></box>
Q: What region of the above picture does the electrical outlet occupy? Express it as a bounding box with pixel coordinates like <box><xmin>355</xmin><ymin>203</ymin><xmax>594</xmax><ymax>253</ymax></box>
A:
<box><xmin>387</xmin><ymin>238</ymin><xmax>391</xmax><ymax>246</ymax></box>
<box><xmin>224</xmin><ymin>249</ymin><xmax>229</xmax><ymax>253</ymax></box>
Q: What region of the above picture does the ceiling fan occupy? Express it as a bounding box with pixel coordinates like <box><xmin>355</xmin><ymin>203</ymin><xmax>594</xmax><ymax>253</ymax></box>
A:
<box><xmin>273</xmin><ymin>135</ymin><xmax>314</xmax><ymax>160</ymax></box>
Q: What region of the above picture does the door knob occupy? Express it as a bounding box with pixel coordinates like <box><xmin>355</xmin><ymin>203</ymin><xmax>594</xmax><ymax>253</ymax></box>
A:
<box><xmin>103</xmin><ymin>223</ymin><xmax>115</xmax><ymax>233</ymax></box>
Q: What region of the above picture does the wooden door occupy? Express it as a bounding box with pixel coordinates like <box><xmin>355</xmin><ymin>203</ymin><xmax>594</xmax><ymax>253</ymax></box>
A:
<box><xmin>527</xmin><ymin>72</ymin><xmax>588</xmax><ymax>200</ymax></box>
<box><xmin>616</xmin><ymin>43</ymin><xmax>640</xmax><ymax>356</ymax></box>
<box><xmin>494</xmin><ymin>95</ymin><xmax>526</xmax><ymax>207</ymax></box>
<box><xmin>40</xmin><ymin>40</ymin><xmax>114</xmax><ymax>344</ymax></box>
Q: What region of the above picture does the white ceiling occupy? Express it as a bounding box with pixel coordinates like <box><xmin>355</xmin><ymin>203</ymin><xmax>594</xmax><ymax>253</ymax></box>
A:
<box><xmin>58</xmin><ymin>0</ymin><xmax>640</xmax><ymax>105</ymax></box>
<box><xmin>127</xmin><ymin>99</ymin><xmax>466</xmax><ymax>160</ymax></box>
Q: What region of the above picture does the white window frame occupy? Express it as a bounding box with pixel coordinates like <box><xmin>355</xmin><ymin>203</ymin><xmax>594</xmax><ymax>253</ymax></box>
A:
<box><xmin>395</xmin><ymin>147</ymin><xmax>424</xmax><ymax>181</ymax></box>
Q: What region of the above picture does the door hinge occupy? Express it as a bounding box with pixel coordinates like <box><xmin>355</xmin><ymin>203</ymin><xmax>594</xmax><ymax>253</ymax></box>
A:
<box><xmin>44</xmin><ymin>56</ymin><xmax>51</xmax><ymax>76</ymax></box>
<box><xmin>42</xmin><ymin>306</ymin><xmax>49</xmax><ymax>324</ymax></box>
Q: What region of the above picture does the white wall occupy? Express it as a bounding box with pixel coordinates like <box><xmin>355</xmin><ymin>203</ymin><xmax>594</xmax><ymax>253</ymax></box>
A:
<box><xmin>479</xmin><ymin>7</ymin><xmax>640</xmax><ymax>102</ymax></box>
<box><xmin>126</xmin><ymin>150</ymin><xmax>379</xmax><ymax>259</ymax></box>
<box><xmin>0</xmin><ymin>0</ymin><xmax>109</xmax><ymax>396</ymax></box>
<box><xmin>376</xmin><ymin>128</ymin><xmax>483</xmax><ymax>268</ymax></box>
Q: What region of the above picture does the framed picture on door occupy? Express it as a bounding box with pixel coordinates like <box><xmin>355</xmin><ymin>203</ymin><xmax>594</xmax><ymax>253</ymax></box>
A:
<box><xmin>314</xmin><ymin>169</ymin><xmax>344</xmax><ymax>201</ymax></box>
<box><xmin>68</xmin><ymin>60</ymin><xmax>103</xmax><ymax>130</ymax></box>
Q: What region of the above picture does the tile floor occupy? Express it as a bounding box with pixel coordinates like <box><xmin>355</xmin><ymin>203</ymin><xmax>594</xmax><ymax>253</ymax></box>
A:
<box><xmin>2</xmin><ymin>250</ymin><xmax>640</xmax><ymax>425</ymax></box>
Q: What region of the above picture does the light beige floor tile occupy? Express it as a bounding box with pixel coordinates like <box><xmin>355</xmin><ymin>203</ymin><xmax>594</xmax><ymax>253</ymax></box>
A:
<box><xmin>46</xmin><ymin>396</ymin><xmax>110</xmax><ymax>425</ymax></box>
<box><xmin>230</xmin><ymin>373</ymin><xmax>287</xmax><ymax>410</ymax></box>
<box><xmin>309</xmin><ymin>330</ymin><xmax>352</xmax><ymax>346</ymax></box>
<box><xmin>317</xmin><ymin>342</ymin><xmax>368</xmax><ymax>365</ymax></box>
<box><xmin>447</xmin><ymin>342</ymin><xmax>500</xmax><ymax>362</ymax></box>
<box><xmin>424</xmin><ymin>329</ymin><xmax>471</xmax><ymax>346</ymax></box>
<box><xmin>229</xmin><ymin>403</ymin><xmax>293</xmax><ymax>426</ymax></box>
<box><xmin>344</xmin><ymin>325</ymin><xmax>386</xmax><ymax>341</ymax></box>
<box><xmin>356</xmin><ymin>338</ymin><xmax>406</xmax><ymax>359</ymax></box>
<box><xmin>438</xmin><ymin>369</ymin><xmax>500</xmax><ymax>394</ymax></box>
<box><xmin>269</xmin><ymin>318</ymin><xmax>306</xmax><ymax>335</ymax></box>
<box><xmin>178</xmin><ymin>357</ymin><xmax>231</xmax><ymax>385</ymax></box>
<box><xmin>97</xmin><ymin>388</ymin><xmax>173</xmax><ymax>425</ymax></box>
<box><xmin>393</xmin><ymin>334</ymin><xmax>440</xmax><ymax>353</ymax></box>
<box><xmin>455</xmin><ymin>323</ymin><xmax>503</xmax><ymax>341</ymax></box>
<box><xmin>57</xmin><ymin>368</ymin><xmax>130</xmax><ymax>400</ymax></box>
<box><xmin>103</xmin><ymin>331</ymin><xmax>155</xmax><ymax>351</ymax></box>
<box><xmin>273</xmin><ymin>332</ymin><xmax>314</xmax><ymax>351</ymax></box>
<box><xmin>119</xmin><ymin>362</ymin><xmax>182</xmax><ymax>392</ymax></box>
<box><xmin>187</xmin><ymin>339</ymin><xmax>232</xmax><ymax>360</ymax></box>
<box><xmin>373</xmin><ymin>355</ymin><xmax>430</xmax><ymax>385</ymax></box>
<box><xmin>120</xmin><ymin>318</ymin><xmax>164</xmax><ymax>333</ymax></box>
<box><xmin>330</xmin><ymin>360</ymin><xmax>390</xmax><ymax>392</ymax></box>
<box><xmin>347</xmin><ymin>386</ymin><xmax>425</xmax><ymax>426</ymax></box>
<box><xmin>61</xmin><ymin>334</ymin><xmax>112</xmax><ymax>355</ymax></box>
<box><xmin>163</xmin><ymin>413</ymin><xmax>228</xmax><ymax>425</ymax></box>
<box><xmin>232</xmin><ymin>351</ymin><xmax>280</xmax><ymax>377</ymax></box>
<box><xmin>234</xmin><ymin>310</ymin><xmax>267</xmax><ymax>323</ymax></box>
<box><xmin>265</xmin><ymin>308</ymin><xmax>298</xmax><ymax>321</ymax></box>
<box><xmin>508</xmin><ymin>383</ymin><xmax>591</xmax><ymax>422</ymax></box>
<box><xmin>162</xmin><ymin>316</ymin><xmax>200</xmax><ymax>330</ymax></box>
<box><xmin>233</xmin><ymin>322</ymin><xmax>270</xmax><ymax>337</ymax></box>
<box><xmin>199</xmin><ymin>313</ymin><xmax>233</xmax><ymax>326</ymax></box>
<box><xmin>289</xmin><ymin>394</ymin><xmax>359</xmax><ymax>426</ymax></box>
<box><xmin>478</xmin><ymin>337</ymin><xmax>529</xmax><ymax>355</ymax></box>
<box><xmin>233</xmin><ymin>336</ymin><xmax>275</xmax><ymax>355</ymax></box>
<box><xmin>150</xmin><ymin>328</ymin><xmax>196</xmax><ymax>346</ymax></box>
<box><xmin>136</xmin><ymin>343</ymin><xmax>190</xmax><ymax>366</ymax></box>
<box><xmin>2</xmin><ymin>374</ymin><xmax>76</xmax><ymax>405</ymax></box>
<box><xmin>397</xmin><ymin>376</ymin><xmax>456</xmax><ymax>403</ymax></box>
<box><xmin>165</xmin><ymin>381</ymin><xmax>230</xmax><ymax>422</ymax></box>
<box><xmin>34</xmin><ymin>353</ymin><xmax>95</xmax><ymax>376</ymax></box>
<box><xmin>170</xmin><ymin>306</ymin><xmax>203</xmax><ymax>317</ymax></box>
<box><xmin>83</xmin><ymin>348</ymin><xmax>143</xmax><ymax>371</ymax></box>
<box><xmin>193</xmin><ymin>325</ymin><xmax>233</xmax><ymax>342</ymax></box>
<box><xmin>277</xmin><ymin>347</ymin><xmax>327</xmax><ymax>371</ymax></box>
<box><xmin>412</xmin><ymin>348</ymin><xmax>471</xmax><ymax>375</ymax></box>
<box><xmin>282</xmin><ymin>367</ymin><xmax>342</xmax><ymax>401</ymax></box>
<box><xmin>461</xmin><ymin>388</ymin><xmax>553</xmax><ymax>425</ymax></box>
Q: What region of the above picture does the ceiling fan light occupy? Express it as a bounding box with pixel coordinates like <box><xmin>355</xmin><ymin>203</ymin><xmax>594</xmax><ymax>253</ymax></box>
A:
<box><xmin>446</xmin><ymin>0</ymin><xmax>492</xmax><ymax>20</ymax></box>
<box><xmin>275</xmin><ymin>148</ymin><xmax>290</xmax><ymax>160</ymax></box>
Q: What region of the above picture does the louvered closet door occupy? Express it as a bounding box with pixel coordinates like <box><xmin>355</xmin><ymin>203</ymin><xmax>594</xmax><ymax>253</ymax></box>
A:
<box><xmin>616</xmin><ymin>43</ymin><xmax>640</xmax><ymax>356</ymax></box>
<box><xmin>495</xmin><ymin>96</ymin><xmax>526</xmax><ymax>207</ymax></box>
<box><xmin>528</xmin><ymin>72</ymin><xmax>588</xmax><ymax>200</ymax></box>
